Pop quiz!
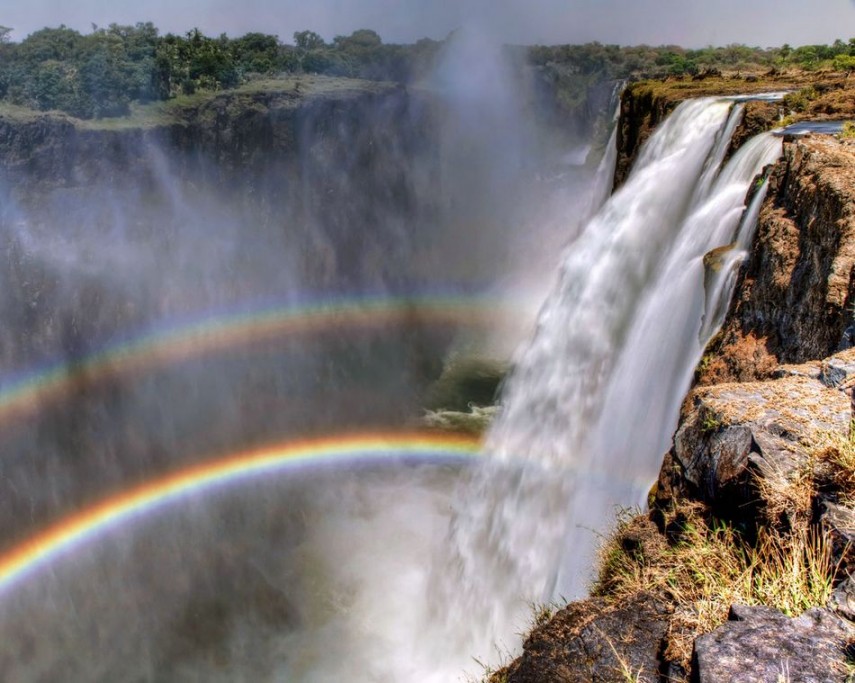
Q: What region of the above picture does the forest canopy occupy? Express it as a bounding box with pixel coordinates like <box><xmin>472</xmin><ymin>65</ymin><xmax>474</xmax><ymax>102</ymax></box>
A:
<box><xmin>0</xmin><ymin>22</ymin><xmax>853</xmax><ymax>119</ymax></box>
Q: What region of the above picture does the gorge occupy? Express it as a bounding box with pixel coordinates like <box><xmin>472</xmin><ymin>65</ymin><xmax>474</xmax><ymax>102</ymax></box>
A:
<box><xmin>1</xmin><ymin>29</ymin><xmax>855</xmax><ymax>683</ymax></box>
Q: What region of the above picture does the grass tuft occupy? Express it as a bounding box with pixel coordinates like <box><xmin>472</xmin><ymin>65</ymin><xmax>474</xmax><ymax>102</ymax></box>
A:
<box><xmin>593</xmin><ymin>504</ymin><xmax>837</xmax><ymax>670</ymax></box>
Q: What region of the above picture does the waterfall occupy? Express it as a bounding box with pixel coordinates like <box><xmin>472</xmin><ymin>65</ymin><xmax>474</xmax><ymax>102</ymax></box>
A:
<box><xmin>435</xmin><ymin>96</ymin><xmax>783</xmax><ymax>670</ymax></box>
<box><xmin>585</xmin><ymin>82</ymin><xmax>624</xmax><ymax>219</ymax></box>
<box><xmin>552</xmin><ymin>130</ymin><xmax>782</xmax><ymax>595</ymax></box>
<box><xmin>487</xmin><ymin>98</ymin><xmax>737</xmax><ymax>466</ymax></box>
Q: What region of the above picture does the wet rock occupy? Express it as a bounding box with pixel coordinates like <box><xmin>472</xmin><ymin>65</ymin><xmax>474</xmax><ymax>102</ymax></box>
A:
<box><xmin>694</xmin><ymin>605</ymin><xmax>855</xmax><ymax>682</ymax></box>
<box><xmin>668</xmin><ymin>374</ymin><xmax>850</xmax><ymax>516</ymax></box>
<box><xmin>502</xmin><ymin>593</ymin><xmax>671</xmax><ymax>683</ymax></box>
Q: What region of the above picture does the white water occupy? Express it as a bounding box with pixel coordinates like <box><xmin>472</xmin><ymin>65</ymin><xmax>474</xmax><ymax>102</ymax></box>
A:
<box><xmin>473</xmin><ymin>95</ymin><xmax>783</xmax><ymax>630</ymax></box>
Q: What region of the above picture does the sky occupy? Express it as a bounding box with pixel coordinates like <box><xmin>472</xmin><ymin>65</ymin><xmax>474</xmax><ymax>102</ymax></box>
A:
<box><xmin>4</xmin><ymin>0</ymin><xmax>855</xmax><ymax>47</ymax></box>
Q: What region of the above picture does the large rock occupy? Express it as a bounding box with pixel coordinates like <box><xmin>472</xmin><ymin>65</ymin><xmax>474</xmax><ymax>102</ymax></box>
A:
<box><xmin>694</xmin><ymin>605</ymin><xmax>855</xmax><ymax>683</ymax></box>
<box><xmin>501</xmin><ymin>593</ymin><xmax>672</xmax><ymax>683</ymax></box>
<box><xmin>663</xmin><ymin>372</ymin><xmax>850</xmax><ymax>517</ymax></box>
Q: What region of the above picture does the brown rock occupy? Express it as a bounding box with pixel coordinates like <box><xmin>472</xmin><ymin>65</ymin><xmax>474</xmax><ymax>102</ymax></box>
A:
<box><xmin>501</xmin><ymin>593</ymin><xmax>672</xmax><ymax>683</ymax></box>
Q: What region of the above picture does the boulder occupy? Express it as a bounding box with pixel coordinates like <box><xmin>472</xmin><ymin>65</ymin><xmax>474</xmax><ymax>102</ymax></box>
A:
<box><xmin>694</xmin><ymin>605</ymin><xmax>855</xmax><ymax>683</ymax></box>
<box><xmin>666</xmin><ymin>373</ymin><xmax>850</xmax><ymax>517</ymax></box>
<box><xmin>502</xmin><ymin>593</ymin><xmax>671</xmax><ymax>683</ymax></box>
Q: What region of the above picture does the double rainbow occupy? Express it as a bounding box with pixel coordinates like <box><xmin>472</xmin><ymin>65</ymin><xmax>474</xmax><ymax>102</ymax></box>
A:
<box><xmin>0</xmin><ymin>295</ymin><xmax>515</xmax><ymax>425</ymax></box>
<box><xmin>0</xmin><ymin>431</ymin><xmax>481</xmax><ymax>595</ymax></box>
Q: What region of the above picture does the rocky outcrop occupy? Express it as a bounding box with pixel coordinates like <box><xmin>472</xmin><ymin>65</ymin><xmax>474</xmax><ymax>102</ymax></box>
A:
<box><xmin>700</xmin><ymin>137</ymin><xmax>855</xmax><ymax>385</ymax></box>
<box><xmin>658</xmin><ymin>365</ymin><xmax>851</xmax><ymax>520</ymax></box>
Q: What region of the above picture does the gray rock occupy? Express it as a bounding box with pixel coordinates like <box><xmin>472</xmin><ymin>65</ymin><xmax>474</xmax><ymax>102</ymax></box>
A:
<box><xmin>773</xmin><ymin>361</ymin><xmax>823</xmax><ymax>381</ymax></box>
<box><xmin>828</xmin><ymin>576</ymin><xmax>855</xmax><ymax>622</ymax></box>
<box><xmin>820</xmin><ymin>349</ymin><xmax>855</xmax><ymax>388</ymax></box>
<box><xmin>822</xmin><ymin>502</ymin><xmax>855</xmax><ymax>543</ymax></box>
<box><xmin>694</xmin><ymin>605</ymin><xmax>855</xmax><ymax>683</ymax></box>
<box><xmin>670</xmin><ymin>374</ymin><xmax>850</xmax><ymax>512</ymax></box>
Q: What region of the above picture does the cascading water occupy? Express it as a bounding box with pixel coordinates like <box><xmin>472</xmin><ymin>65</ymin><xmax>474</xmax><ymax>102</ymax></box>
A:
<box><xmin>553</xmin><ymin>129</ymin><xmax>782</xmax><ymax>595</ymax></box>
<box><xmin>435</xmin><ymin>95</ymin><xmax>785</xmax><ymax>669</ymax></box>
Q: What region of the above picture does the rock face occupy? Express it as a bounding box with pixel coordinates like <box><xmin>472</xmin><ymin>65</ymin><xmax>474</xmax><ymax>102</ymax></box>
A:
<box><xmin>694</xmin><ymin>605</ymin><xmax>855</xmax><ymax>683</ymax></box>
<box><xmin>500</xmin><ymin>593</ymin><xmax>672</xmax><ymax>683</ymax></box>
<box><xmin>700</xmin><ymin>137</ymin><xmax>855</xmax><ymax>385</ymax></box>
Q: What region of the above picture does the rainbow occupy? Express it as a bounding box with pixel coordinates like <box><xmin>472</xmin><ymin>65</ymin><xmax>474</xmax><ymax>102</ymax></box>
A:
<box><xmin>0</xmin><ymin>295</ymin><xmax>516</xmax><ymax>425</ymax></box>
<box><xmin>0</xmin><ymin>431</ymin><xmax>481</xmax><ymax>595</ymax></box>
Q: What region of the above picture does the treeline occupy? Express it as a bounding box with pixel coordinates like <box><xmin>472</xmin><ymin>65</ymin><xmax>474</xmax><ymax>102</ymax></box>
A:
<box><xmin>527</xmin><ymin>38</ymin><xmax>855</xmax><ymax>81</ymax></box>
<box><xmin>0</xmin><ymin>23</ymin><xmax>440</xmax><ymax>118</ymax></box>
<box><xmin>0</xmin><ymin>22</ymin><xmax>853</xmax><ymax>120</ymax></box>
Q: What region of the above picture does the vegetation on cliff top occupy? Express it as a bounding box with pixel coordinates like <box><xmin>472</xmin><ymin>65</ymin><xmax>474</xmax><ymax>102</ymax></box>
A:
<box><xmin>1</xmin><ymin>22</ymin><xmax>854</xmax><ymax>120</ymax></box>
<box><xmin>0</xmin><ymin>23</ymin><xmax>438</xmax><ymax>119</ymax></box>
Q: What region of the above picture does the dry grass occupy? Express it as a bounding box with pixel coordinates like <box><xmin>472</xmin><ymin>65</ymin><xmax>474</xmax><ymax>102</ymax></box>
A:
<box><xmin>754</xmin><ymin>454</ymin><xmax>815</xmax><ymax>529</ymax></box>
<box><xmin>600</xmin><ymin>630</ymin><xmax>648</xmax><ymax>683</ymax></box>
<box><xmin>813</xmin><ymin>427</ymin><xmax>855</xmax><ymax>501</ymax></box>
<box><xmin>594</xmin><ymin>505</ymin><xmax>837</xmax><ymax>669</ymax></box>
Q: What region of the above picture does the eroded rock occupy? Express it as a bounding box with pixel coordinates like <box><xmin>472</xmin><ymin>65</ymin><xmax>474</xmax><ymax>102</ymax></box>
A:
<box><xmin>701</xmin><ymin>137</ymin><xmax>855</xmax><ymax>385</ymax></box>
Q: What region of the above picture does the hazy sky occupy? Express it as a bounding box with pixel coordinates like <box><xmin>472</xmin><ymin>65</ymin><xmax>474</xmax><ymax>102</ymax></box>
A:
<box><xmin>4</xmin><ymin>0</ymin><xmax>855</xmax><ymax>47</ymax></box>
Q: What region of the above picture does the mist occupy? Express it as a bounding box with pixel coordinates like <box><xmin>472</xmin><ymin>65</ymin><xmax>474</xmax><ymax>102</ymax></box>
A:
<box><xmin>0</xmin><ymin>25</ymin><xmax>617</xmax><ymax>680</ymax></box>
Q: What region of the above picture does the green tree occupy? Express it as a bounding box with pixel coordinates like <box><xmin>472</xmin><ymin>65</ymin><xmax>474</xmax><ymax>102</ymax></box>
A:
<box><xmin>293</xmin><ymin>30</ymin><xmax>325</xmax><ymax>50</ymax></box>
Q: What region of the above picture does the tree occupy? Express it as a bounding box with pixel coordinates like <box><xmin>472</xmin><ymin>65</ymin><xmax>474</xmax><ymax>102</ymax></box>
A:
<box><xmin>293</xmin><ymin>30</ymin><xmax>325</xmax><ymax>51</ymax></box>
<box><xmin>334</xmin><ymin>29</ymin><xmax>382</xmax><ymax>50</ymax></box>
<box><xmin>232</xmin><ymin>32</ymin><xmax>279</xmax><ymax>74</ymax></box>
<box><xmin>0</xmin><ymin>26</ymin><xmax>12</xmax><ymax>43</ymax></box>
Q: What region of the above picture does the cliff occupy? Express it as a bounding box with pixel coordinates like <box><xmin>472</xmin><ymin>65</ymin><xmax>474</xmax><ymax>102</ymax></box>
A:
<box><xmin>700</xmin><ymin>136</ymin><xmax>855</xmax><ymax>384</ymax></box>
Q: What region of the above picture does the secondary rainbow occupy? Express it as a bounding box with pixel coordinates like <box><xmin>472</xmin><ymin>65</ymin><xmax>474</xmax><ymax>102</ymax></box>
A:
<box><xmin>0</xmin><ymin>431</ymin><xmax>481</xmax><ymax>595</ymax></box>
<box><xmin>0</xmin><ymin>295</ymin><xmax>517</xmax><ymax>425</ymax></box>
